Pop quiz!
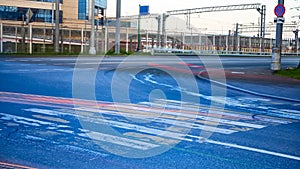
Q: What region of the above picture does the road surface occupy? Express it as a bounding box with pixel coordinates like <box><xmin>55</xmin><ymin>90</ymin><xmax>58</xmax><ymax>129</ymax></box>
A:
<box><xmin>0</xmin><ymin>55</ymin><xmax>300</xmax><ymax>169</ymax></box>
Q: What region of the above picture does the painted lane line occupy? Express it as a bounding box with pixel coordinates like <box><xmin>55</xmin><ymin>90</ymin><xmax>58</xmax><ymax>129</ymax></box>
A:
<box><xmin>95</xmin><ymin>104</ymin><xmax>241</xmax><ymax>133</ymax></box>
<box><xmin>0</xmin><ymin>97</ymin><xmax>70</xmax><ymax>109</ymax></box>
<box><xmin>5</xmin><ymin>109</ymin><xmax>161</xmax><ymax>151</ymax></box>
<box><xmin>18</xmin><ymin>69</ymin><xmax>30</xmax><ymax>72</ymax></box>
<box><xmin>205</xmin><ymin>139</ymin><xmax>300</xmax><ymax>161</ymax></box>
<box><xmin>230</xmin><ymin>71</ymin><xmax>245</xmax><ymax>74</ymax></box>
<box><xmin>0</xmin><ymin>113</ymin><xmax>57</xmax><ymax>127</ymax></box>
<box><xmin>139</xmin><ymin>102</ymin><xmax>266</xmax><ymax>129</ymax></box>
<box><xmin>55</xmin><ymin>145</ymin><xmax>109</xmax><ymax>157</ymax></box>
<box><xmin>156</xmin><ymin>99</ymin><xmax>253</xmax><ymax>120</ymax></box>
<box><xmin>156</xmin><ymin>99</ymin><xmax>292</xmax><ymax>124</ymax></box>
<box><xmin>25</xmin><ymin>108</ymin><xmax>194</xmax><ymax>142</ymax></box>
<box><xmin>77</xmin><ymin>131</ymin><xmax>159</xmax><ymax>150</ymax></box>
<box><xmin>75</xmin><ymin>107</ymin><xmax>237</xmax><ymax>135</ymax></box>
<box><xmin>53</xmin><ymin>69</ymin><xmax>65</xmax><ymax>71</ymax></box>
<box><xmin>0</xmin><ymin>91</ymin><xmax>293</xmax><ymax>125</ymax></box>
<box><xmin>0</xmin><ymin>162</ymin><xmax>37</xmax><ymax>169</ymax></box>
<box><xmin>35</xmin><ymin>69</ymin><xmax>48</xmax><ymax>71</ymax></box>
<box><xmin>27</xmin><ymin>107</ymin><xmax>235</xmax><ymax>135</ymax></box>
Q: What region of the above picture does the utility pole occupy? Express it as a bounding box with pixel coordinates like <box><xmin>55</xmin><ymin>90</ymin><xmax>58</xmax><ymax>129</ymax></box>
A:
<box><xmin>0</xmin><ymin>23</ymin><xmax>2</xmax><ymax>53</ymax></box>
<box><xmin>137</xmin><ymin>5</ymin><xmax>141</xmax><ymax>52</ymax></box>
<box><xmin>89</xmin><ymin>0</ymin><xmax>96</xmax><ymax>55</ymax></box>
<box><xmin>272</xmin><ymin>0</ymin><xmax>285</xmax><ymax>71</ymax></box>
<box><xmin>52</xmin><ymin>0</ymin><xmax>54</xmax><ymax>48</ymax></box>
<box><xmin>161</xmin><ymin>13</ymin><xmax>169</xmax><ymax>48</ymax></box>
<box><xmin>234</xmin><ymin>23</ymin><xmax>239</xmax><ymax>51</ymax></box>
<box><xmin>293</xmin><ymin>29</ymin><xmax>299</xmax><ymax>54</ymax></box>
<box><xmin>115</xmin><ymin>0</ymin><xmax>121</xmax><ymax>54</ymax></box>
<box><xmin>156</xmin><ymin>15</ymin><xmax>161</xmax><ymax>48</ymax></box>
<box><xmin>54</xmin><ymin>0</ymin><xmax>60</xmax><ymax>53</ymax></box>
<box><xmin>258</xmin><ymin>5</ymin><xmax>266</xmax><ymax>53</ymax></box>
<box><xmin>21</xmin><ymin>15</ymin><xmax>26</xmax><ymax>53</ymax></box>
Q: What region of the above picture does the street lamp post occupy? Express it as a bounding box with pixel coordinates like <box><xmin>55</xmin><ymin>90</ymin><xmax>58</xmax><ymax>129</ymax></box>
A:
<box><xmin>271</xmin><ymin>0</ymin><xmax>285</xmax><ymax>71</ymax></box>
<box><xmin>96</xmin><ymin>10</ymin><xmax>100</xmax><ymax>53</ymax></box>
<box><xmin>137</xmin><ymin>5</ymin><xmax>141</xmax><ymax>52</ymax></box>
<box><xmin>115</xmin><ymin>0</ymin><xmax>121</xmax><ymax>54</ymax></box>
<box><xmin>54</xmin><ymin>0</ymin><xmax>60</xmax><ymax>53</ymax></box>
<box><xmin>89</xmin><ymin>0</ymin><xmax>96</xmax><ymax>55</ymax></box>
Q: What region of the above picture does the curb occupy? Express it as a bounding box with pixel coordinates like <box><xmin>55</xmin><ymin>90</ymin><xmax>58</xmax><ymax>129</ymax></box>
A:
<box><xmin>196</xmin><ymin>74</ymin><xmax>300</xmax><ymax>103</ymax></box>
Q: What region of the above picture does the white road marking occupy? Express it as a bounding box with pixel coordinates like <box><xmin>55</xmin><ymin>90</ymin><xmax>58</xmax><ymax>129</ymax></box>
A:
<box><xmin>78</xmin><ymin>131</ymin><xmax>159</xmax><ymax>150</ymax></box>
<box><xmin>155</xmin><ymin>99</ymin><xmax>292</xmax><ymax>124</ymax></box>
<box><xmin>231</xmin><ymin>71</ymin><xmax>245</xmax><ymax>74</ymax></box>
<box><xmin>25</xmin><ymin>108</ymin><xmax>193</xmax><ymax>141</ymax></box>
<box><xmin>139</xmin><ymin>102</ymin><xmax>266</xmax><ymax>129</ymax></box>
<box><xmin>18</xmin><ymin>69</ymin><xmax>30</xmax><ymax>72</ymax></box>
<box><xmin>0</xmin><ymin>113</ymin><xmax>56</xmax><ymax>127</ymax></box>
<box><xmin>75</xmin><ymin>107</ymin><xmax>237</xmax><ymax>135</ymax></box>
<box><xmin>205</xmin><ymin>139</ymin><xmax>300</xmax><ymax>161</ymax></box>
<box><xmin>35</xmin><ymin>69</ymin><xmax>48</xmax><ymax>71</ymax></box>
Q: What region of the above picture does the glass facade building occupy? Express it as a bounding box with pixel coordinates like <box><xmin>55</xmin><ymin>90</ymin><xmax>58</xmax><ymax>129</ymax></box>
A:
<box><xmin>0</xmin><ymin>6</ymin><xmax>62</xmax><ymax>23</ymax></box>
<box><xmin>29</xmin><ymin>0</ymin><xmax>63</xmax><ymax>3</ymax></box>
<box><xmin>78</xmin><ymin>0</ymin><xmax>107</xmax><ymax>20</ymax></box>
<box><xmin>0</xmin><ymin>0</ymin><xmax>106</xmax><ymax>23</ymax></box>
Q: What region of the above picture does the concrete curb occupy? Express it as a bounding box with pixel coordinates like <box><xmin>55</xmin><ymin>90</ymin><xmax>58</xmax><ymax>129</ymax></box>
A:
<box><xmin>196</xmin><ymin>74</ymin><xmax>300</xmax><ymax>103</ymax></box>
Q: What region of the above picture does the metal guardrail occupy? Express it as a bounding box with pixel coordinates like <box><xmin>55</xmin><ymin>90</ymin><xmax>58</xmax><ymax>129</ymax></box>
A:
<box><xmin>151</xmin><ymin>48</ymin><xmax>300</xmax><ymax>56</ymax></box>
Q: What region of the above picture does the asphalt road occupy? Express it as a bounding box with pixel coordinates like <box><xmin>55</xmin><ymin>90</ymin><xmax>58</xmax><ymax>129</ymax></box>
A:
<box><xmin>0</xmin><ymin>55</ymin><xmax>300</xmax><ymax>169</ymax></box>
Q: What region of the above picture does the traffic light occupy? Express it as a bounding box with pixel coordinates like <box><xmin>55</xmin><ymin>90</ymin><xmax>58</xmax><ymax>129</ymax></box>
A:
<box><xmin>99</xmin><ymin>8</ymin><xmax>104</xmax><ymax>26</ymax></box>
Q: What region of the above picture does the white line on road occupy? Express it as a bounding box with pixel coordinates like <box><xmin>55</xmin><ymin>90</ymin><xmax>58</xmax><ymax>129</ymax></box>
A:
<box><xmin>18</xmin><ymin>69</ymin><xmax>30</xmax><ymax>72</ymax></box>
<box><xmin>205</xmin><ymin>139</ymin><xmax>300</xmax><ymax>161</ymax></box>
<box><xmin>139</xmin><ymin>102</ymin><xmax>266</xmax><ymax>129</ymax></box>
<box><xmin>78</xmin><ymin>131</ymin><xmax>159</xmax><ymax>150</ymax></box>
<box><xmin>35</xmin><ymin>69</ymin><xmax>48</xmax><ymax>71</ymax></box>
<box><xmin>75</xmin><ymin>107</ymin><xmax>237</xmax><ymax>135</ymax></box>
<box><xmin>53</xmin><ymin>69</ymin><xmax>65</xmax><ymax>71</ymax></box>
<box><xmin>231</xmin><ymin>72</ymin><xmax>245</xmax><ymax>74</ymax></box>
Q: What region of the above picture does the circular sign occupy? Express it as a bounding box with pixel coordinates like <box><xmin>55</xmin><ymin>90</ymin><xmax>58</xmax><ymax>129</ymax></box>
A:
<box><xmin>274</xmin><ymin>4</ymin><xmax>285</xmax><ymax>17</ymax></box>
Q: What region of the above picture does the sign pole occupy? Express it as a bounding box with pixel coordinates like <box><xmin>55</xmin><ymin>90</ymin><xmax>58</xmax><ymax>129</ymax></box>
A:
<box><xmin>137</xmin><ymin>5</ymin><xmax>149</xmax><ymax>52</ymax></box>
<box><xmin>54</xmin><ymin>0</ymin><xmax>60</xmax><ymax>53</ymax></box>
<box><xmin>89</xmin><ymin>0</ymin><xmax>96</xmax><ymax>55</ymax></box>
<box><xmin>272</xmin><ymin>0</ymin><xmax>285</xmax><ymax>71</ymax></box>
<box><xmin>137</xmin><ymin>5</ymin><xmax>141</xmax><ymax>52</ymax></box>
<box><xmin>0</xmin><ymin>23</ymin><xmax>3</xmax><ymax>53</ymax></box>
<box><xmin>115</xmin><ymin>0</ymin><xmax>121</xmax><ymax>54</ymax></box>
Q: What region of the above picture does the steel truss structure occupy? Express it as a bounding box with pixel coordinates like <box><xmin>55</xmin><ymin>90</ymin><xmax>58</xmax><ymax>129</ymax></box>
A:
<box><xmin>166</xmin><ymin>3</ymin><xmax>266</xmax><ymax>52</ymax></box>
<box><xmin>166</xmin><ymin>3</ymin><xmax>261</xmax><ymax>15</ymax></box>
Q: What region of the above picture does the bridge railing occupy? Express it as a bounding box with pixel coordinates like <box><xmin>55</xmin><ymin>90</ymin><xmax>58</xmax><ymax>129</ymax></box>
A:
<box><xmin>151</xmin><ymin>48</ymin><xmax>299</xmax><ymax>56</ymax></box>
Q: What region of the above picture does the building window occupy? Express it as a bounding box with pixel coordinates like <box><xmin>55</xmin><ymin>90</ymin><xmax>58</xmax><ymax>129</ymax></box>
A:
<box><xmin>29</xmin><ymin>0</ymin><xmax>63</xmax><ymax>3</ymax></box>
<box><xmin>78</xmin><ymin>0</ymin><xmax>88</xmax><ymax>20</ymax></box>
<box><xmin>0</xmin><ymin>5</ymin><xmax>62</xmax><ymax>23</ymax></box>
<box><xmin>78</xmin><ymin>0</ymin><xmax>107</xmax><ymax>20</ymax></box>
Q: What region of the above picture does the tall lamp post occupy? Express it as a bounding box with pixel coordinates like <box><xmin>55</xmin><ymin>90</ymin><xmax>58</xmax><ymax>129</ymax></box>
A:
<box><xmin>272</xmin><ymin>0</ymin><xmax>285</xmax><ymax>70</ymax></box>
<box><xmin>115</xmin><ymin>0</ymin><xmax>121</xmax><ymax>54</ymax></box>
<box><xmin>54</xmin><ymin>0</ymin><xmax>60</xmax><ymax>53</ymax></box>
<box><xmin>89</xmin><ymin>0</ymin><xmax>96</xmax><ymax>55</ymax></box>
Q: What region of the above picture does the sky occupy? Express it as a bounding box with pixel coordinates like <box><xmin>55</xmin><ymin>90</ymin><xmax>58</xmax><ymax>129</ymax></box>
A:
<box><xmin>106</xmin><ymin>0</ymin><xmax>300</xmax><ymax>38</ymax></box>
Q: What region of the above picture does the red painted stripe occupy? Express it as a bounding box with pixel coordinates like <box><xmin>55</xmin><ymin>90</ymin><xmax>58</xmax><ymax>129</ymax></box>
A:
<box><xmin>0</xmin><ymin>162</ymin><xmax>37</xmax><ymax>169</ymax></box>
